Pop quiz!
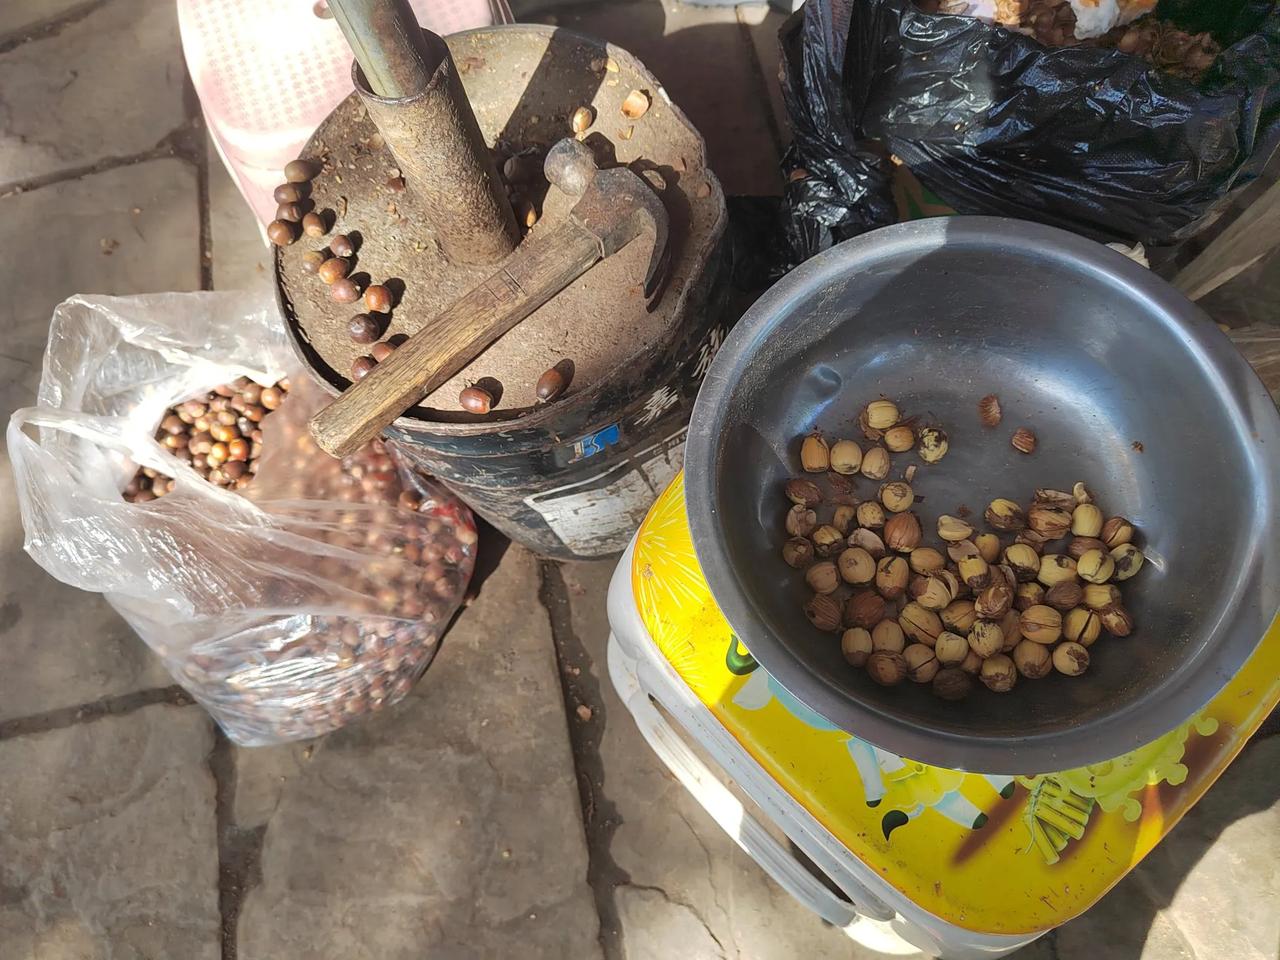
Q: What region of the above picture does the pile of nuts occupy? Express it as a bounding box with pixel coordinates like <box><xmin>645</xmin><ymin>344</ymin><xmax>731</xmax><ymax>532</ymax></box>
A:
<box><xmin>783</xmin><ymin>398</ymin><xmax>1146</xmax><ymax>701</ymax></box>
<box><xmin>124</xmin><ymin>376</ymin><xmax>477</xmax><ymax>743</ymax></box>
<box><xmin>124</xmin><ymin>377</ymin><xmax>287</xmax><ymax>500</ymax></box>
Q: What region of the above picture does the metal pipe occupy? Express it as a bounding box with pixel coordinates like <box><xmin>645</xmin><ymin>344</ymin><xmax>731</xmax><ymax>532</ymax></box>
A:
<box><xmin>326</xmin><ymin>0</ymin><xmax>435</xmax><ymax>99</ymax></box>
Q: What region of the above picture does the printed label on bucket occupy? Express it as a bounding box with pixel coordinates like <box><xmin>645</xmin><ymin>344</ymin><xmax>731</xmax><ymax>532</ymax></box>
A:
<box><xmin>525</xmin><ymin>428</ymin><xmax>686</xmax><ymax>556</ymax></box>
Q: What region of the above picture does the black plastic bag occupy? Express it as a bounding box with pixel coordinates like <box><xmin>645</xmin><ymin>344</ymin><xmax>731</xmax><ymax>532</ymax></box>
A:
<box><xmin>780</xmin><ymin>0</ymin><xmax>1280</xmax><ymax>258</ymax></box>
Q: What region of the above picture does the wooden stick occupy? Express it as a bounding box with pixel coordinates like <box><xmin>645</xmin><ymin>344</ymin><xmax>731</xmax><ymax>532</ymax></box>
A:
<box><xmin>310</xmin><ymin>221</ymin><xmax>603</xmax><ymax>458</ymax></box>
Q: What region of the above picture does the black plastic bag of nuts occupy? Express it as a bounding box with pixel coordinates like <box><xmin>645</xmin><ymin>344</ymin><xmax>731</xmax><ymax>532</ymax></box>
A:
<box><xmin>7</xmin><ymin>293</ymin><xmax>476</xmax><ymax>746</ymax></box>
<box><xmin>778</xmin><ymin>0</ymin><xmax>1280</xmax><ymax>259</ymax></box>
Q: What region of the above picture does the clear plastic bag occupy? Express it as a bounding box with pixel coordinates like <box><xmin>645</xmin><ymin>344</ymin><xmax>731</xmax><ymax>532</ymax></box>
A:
<box><xmin>7</xmin><ymin>292</ymin><xmax>476</xmax><ymax>746</ymax></box>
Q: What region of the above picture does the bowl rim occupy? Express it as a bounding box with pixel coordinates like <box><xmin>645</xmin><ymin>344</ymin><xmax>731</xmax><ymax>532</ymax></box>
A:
<box><xmin>685</xmin><ymin>216</ymin><xmax>1280</xmax><ymax>774</ymax></box>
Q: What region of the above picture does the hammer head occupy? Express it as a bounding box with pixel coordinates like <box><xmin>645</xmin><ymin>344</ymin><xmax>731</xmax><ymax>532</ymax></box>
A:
<box><xmin>544</xmin><ymin>139</ymin><xmax>670</xmax><ymax>298</ymax></box>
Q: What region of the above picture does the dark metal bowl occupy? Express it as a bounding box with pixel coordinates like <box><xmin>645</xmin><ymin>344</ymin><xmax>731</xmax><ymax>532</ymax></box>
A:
<box><xmin>686</xmin><ymin>218</ymin><xmax>1280</xmax><ymax>774</ymax></box>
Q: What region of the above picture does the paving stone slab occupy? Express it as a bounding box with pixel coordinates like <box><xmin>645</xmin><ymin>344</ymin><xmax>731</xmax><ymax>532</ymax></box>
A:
<box><xmin>0</xmin><ymin>159</ymin><xmax>200</xmax><ymax>723</ymax></box>
<box><xmin>0</xmin><ymin>0</ymin><xmax>90</xmax><ymax>38</ymax></box>
<box><xmin>0</xmin><ymin>0</ymin><xmax>188</xmax><ymax>185</ymax></box>
<box><xmin>237</xmin><ymin>547</ymin><xmax>602</xmax><ymax>960</ymax></box>
<box><xmin>208</xmin><ymin>142</ymin><xmax>272</xmax><ymax>292</ymax></box>
<box><xmin>552</xmin><ymin>0</ymin><xmax>782</xmax><ymax>196</ymax></box>
<box><xmin>737</xmin><ymin>3</ymin><xmax>791</xmax><ymax>147</ymax></box>
<box><xmin>0</xmin><ymin>704</ymin><xmax>219</xmax><ymax>959</ymax></box>
<box><xmin>560</xmin><ymin>560</ymin><xmax>887</xmax><ymax>959</ymax></box>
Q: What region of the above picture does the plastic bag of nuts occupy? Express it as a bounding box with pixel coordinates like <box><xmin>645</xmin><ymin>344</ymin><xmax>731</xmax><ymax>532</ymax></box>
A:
<box><xmin>8</xmin><ymin>293</ymin><xmax>476</xmax><ymax>745</ymax></box>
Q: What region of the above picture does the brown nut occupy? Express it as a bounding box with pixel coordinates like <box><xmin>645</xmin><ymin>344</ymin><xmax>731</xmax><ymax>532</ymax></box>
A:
<box><xmin>266</xmin><ymin>219</ymin><xmax>297</xmax><ymax>246</ymax></box>
<box><xmin>1045</xmin><ymin>580</ymin><xmax>1084</xmax><ymax>611</ymax></box>
<box><xmin>860</xmin><ymin>447</ymin><xmax>891</xmax><ymax>481</ymax></box>
<box><xmin>1052</xmin><ymin>642</ymin><xmax>1091</xmax><ymax>677</ymax></box>
<box><xmin>785</xmin><ymin>504</ymin><xmax>818</xmax><ymax>537</ymax></box>
<box><xmin>805</xmin><ymin>594</ymin><xmax>842</xmax><ymax>632</ymax></box>
<box><xmin>1015</xmin><ymin>582</ymin><xmax>1046</xmax><ymax>611</ymax></box>
<box><xmin>978</xmin><ymin>394</ymin><xmax>1002</xmax><ymax>427</ymax></box>
<box><xmin>1011</xmin><ymin>427</ymin><xmax>1037</xmax><ymax>454</ymax></box>
<box><xmin>903</xmin><ymin>643</ymin><xmax>940</xmax><ymax>683</ymax></box>
<box><xmin>841</xmin><ymin>628</ymin><xmax>873</xmax><ymax>667</ymax></box>
<box><xmin>941</xmin><ymin>599</ymin><xmax>977</xmax><ymax>634</ymax></box>
<box><xmin>933</xmin><ymin>667</ymin><xmax>973</xmax><ymax>701</ymax></box>
<box><xmin>838</xmin><ymin>547</ymin><xmax>876</xmax><ymax>584</ymax></box>
<box><xmin>1003</xmin><ymin>543</ymin><xmax>1041</xmax><ymax>581</ymax></box>
<box><xmin>856</xmin><ymin>501</ymin><xmax>885</xmax><ymax>529</ymax></box>
<box><xmin>1013</xmin><ymin>640</ymin><xmax>1053</xmax><ymax>679</ymax></box>
<box><xmin>934</xmin><ymin>631</ymin><xmax>970</xmax><ymax>666</ymax></box>
<box><xmin>866</xmin><ymin>651</ymin><xmax>908</xmax><ymax>686</ymax></box>
<box><xmin>871</xmin><ymin>619</ymin><xmax>906</xmax><ymax>653</ymax></box>
<box><xmin>805</xmin><ymin>561</ymin><xmax>840</xmax><ymax>595</ymax></box>
<box><xmin>782</xmin><ymin>538</ymin><xmax>815</xmax><ymax>568</ymax></box>
<box><xmin>1101</xmin><ymin>516</ymin><xmax>1135</xmax><ymax>548</ymax></box>
<box><xmin>317</xmin><ymin>257</ymin><xmax>350</xmax><ymax>284</ymax></box>
<box><xmin>1019</xmin><ymin>605</ymin><xmax>1063</xmax><ymax>645</ymax></box>
<box><xmin>875</xmin><ymin>556</ymin><xmax>910</xmax><ymax>599</ymax></box>
<box><xmin>884</xmin><ymin>512</ymin><xmax>923</xmax><ymax>553</ymax></box>
<box><xmin>1099</xmin><ymin>604</ymin><xmax>1135</xmax><ymax>637</ymax></box>
<box><xmin>1028</xmin><ymin>504</ymin><xmax>1072</xmax><ymax>539</ymax></box>
<box><xmin>980</xmin><ymin>654</ymin><xmax>1018</xmax><ymax>692</ymax></box>
<box><xmin>845</xmin><ymin>590</ymin><xmax>888</xmax><ymax>629</ymax></box>
<box><xmin>960</xmin><ymin>650</ymin><xmax>984</xmax><ymax>675</ymax></box>
<box><xmin>302</xmin><ymin>211</ymin><xmax>327</xmax><ymax>237</ymax></box>
<box><xmin>785</xmin><ymin>478</ymin><xmax>823</xmax><ymax>507</ymax></box>
<box><xmin>800</xmin><ymin>434</ymin><xmax>830</xmax><ymax>472</ymax></box>
<box><xmin>536</xmin><ymin>362</ymin><xmax>574</xmax><ymax>402</ymax></box>
<box><xmin>1068</xmin><ymin>537</ymin><xmax>1107</xmax><ymax>560</ymax></box>
<box><xmin>1037</xmin><ymin>554</ymin><xmax>1078</xmax><ymax>587</ymax></box>
<box><xmin>899</xmin><ymin>602</ymin><xmax>943</xmax><ymax>646</ymax></box>
<box><xmin>829</xmin><ymin>439</ymin><xmax>863</xmax><ymax>475</ymax></box>
<box><xmin>812</xmin><ymin>525</ymin><xmax>845</xmax><ymax>557</ymax></box>
<box><xmin>968</xmin><ymin>620</ymin><xmax>1004</xmax><ymax>658</ymax></box>
<box><xmin>1063</xmin><ymin>607</ymin><xmax>1102</xmax><ymax>646</ymax></box>
<box><xmin>974</xmin><ymin>582</ymin><xmax>1013</xmax><ymax>620</ymax></box>
<box><xmin>999</xmin><ymin>609</ymin><xmax>1023</xmax><ymax>650</ymax></box>
<box><xmin>909</xmin><ymin>547</ymin><xmax>946</xmax><ymax>575</ymax></box>
<box><xmin>880</xmin><ymin>481</ymin><xmax>914</xmax><ymax>513</ymax></box>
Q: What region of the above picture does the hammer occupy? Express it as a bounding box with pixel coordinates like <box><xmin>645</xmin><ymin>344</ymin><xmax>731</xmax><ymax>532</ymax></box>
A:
<box><xmin>309</xmin><ymin>138</ymin><xmax>670</xmax><ymax>459</ymax></box>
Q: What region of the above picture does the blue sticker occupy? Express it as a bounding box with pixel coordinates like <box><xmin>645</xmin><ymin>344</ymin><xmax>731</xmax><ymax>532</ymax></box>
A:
<box><xmin>572</xmin><ymin>423</ymin><xmax>621</xmax><ymax>462</ymax></box>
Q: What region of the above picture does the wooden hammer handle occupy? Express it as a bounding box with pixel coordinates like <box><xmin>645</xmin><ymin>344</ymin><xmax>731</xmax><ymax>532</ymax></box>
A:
<box><xmin>309</xmin><ymin>221</ymin><xmax>602</xmax><ymax>458</ymax></box>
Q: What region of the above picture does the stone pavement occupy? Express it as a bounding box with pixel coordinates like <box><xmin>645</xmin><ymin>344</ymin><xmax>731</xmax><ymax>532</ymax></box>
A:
<box><xmin>0</xmin><ymin>1</ymin><xmax>1276</xmax><ymax>959</ymax></box>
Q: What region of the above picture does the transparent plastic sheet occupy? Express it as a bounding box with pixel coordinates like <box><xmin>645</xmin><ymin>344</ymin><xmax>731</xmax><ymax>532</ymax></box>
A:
<box><xmin>7</xmin><ymin>293</ymin><xmax>476</xmax><ymax>745</ymax></box>
<box><xmin>778</xmin><ymin>0</ymin><xmax>1280</xmax><ymax>262</ymax></box>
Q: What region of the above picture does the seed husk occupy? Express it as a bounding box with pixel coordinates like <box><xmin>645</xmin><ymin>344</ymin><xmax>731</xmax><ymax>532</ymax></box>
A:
<box><xmin>838</xmin><ymin>547</ymin><xmax>876</xmax><ymax>583</ymax></box>
<box><xmin>782</xmin><ymin>538</ymin><xmax>814</xmax><ymax>568</ymax></box>
<box><xmin>800</xmin><ymin>434</ymin><xmax>830</xmax><ymax>472</ymax></box>
<box><xmin>986</xmin><ymin>498</ymin><xmax>1026</xmax><ymax>531</ymax></box>
<box><xmin>947</xmin><ymin>539</ymin><xmax>981</xmax><ymax>562</ymax></box>
<box><xmin>912</xmin><ymin>574</ymin><xmax>954</xmax><ymax>611</ymax></box>
<box><xmin>978</xmin><ymin>394</ymin><xmax>1002</xmax><ymax>427</ymax></box>
<box><xmin>871</xmin><ymin>619</ymin><xmax>906</xmax><ymax>653</ymax></box>
<box><xmin>1003</xmin><ymin>543</ymin><xmax>1041</xmax><ymax>581</ymax></box>
<box><xmin>980</xmin><ymin>654</ymin><xmax>1017</xmax><ymax>692</ymax></box>
<box><xmin>831</xmin><ymin>504</ymin><xmax>857</xmax><ymax>535</ymax></box>
<box><xmin>841</xmin><ymin>628</ymin><xmax>873</xmax><ymax>666</ymax></box>
<box><xmin>1077</xmin><ymin>548</ymin><xmax>1115</xmax><ymax>584</ymax></box>
<box><xmin>942</xmin><ymin>599</ymin><xmax>977</xmax><ymax>634</ymax></box>
<box><xmin>1053</xmin><ymin>642</ymin><xmax>1090</xmax><ymax>676</ymax></box>
<box><xmin>880</xmin><ymin>481</ymin><xmax>914</xmax><ymax>513</ymax></box>
<box><xmin>1063</xmin><ymin>607</ymin><xmax>1102</xmax><ymax>646</ymax></box>
<box><xmin>903</xmin><ymin>643</ymin><xmax>940</xmax><ymax>683</ymax></box>
<box><xmin>1083</xmin><ymin>584</ymin><xmax>1122</xmax><ymax>610</ymax></box>
<box><xmin>1011</xmin><ymin>427</ymin><xmax>1037</xmax><ymax>454</ymax></box>
<box><xmin>861</xmin><ymin>446</ymin><xmax>891</xmax><ymax>480</ymax></box>
<box><xmin>933</xmin><ymin>667</ymin><xmax>973</xmax><ymax>700</ymax></box>
<box><xmin>785</xmin><ymin>504</ymin><xmax>817</xmax><ymax>537</ymax></box>
<box><xmin>883</xmin><ymin>512</ymin><xmax>922</xmax><ymax>552</ymax></box>
<box><xmin>1110</xmin><ymin>544</ymin><xmax>1144</xmax><ymax>581</ymax></box>
<box><xmin>1028</xmin><ymin>503</ymin><xmax>1072</xmax><ymax>539</ymax></box>
<box><xmin>829</xmin><ymin>439</ymin><xmax>863</xmax><ymax>474</ymax></box>
<box><xmin>957</xmin><ymin>556</ymin><xmax>991</xmax><ymax>591</ymax></box>
<box><xmin>1013</xmin><ymin>640</ymin><xmax>1053</xmax><ymax>679</ymax></box>
<box><xmin>974</xmin><ymin>581</ymin><xmax>1013</xmax><ymax>620</ymax></box>
<box><xmin>866</xmin><ymin>651</ymin><xmax>908</xmax><ymax>686</ymax></box>
<box><xmin>785</xmin><ymin>478</ymin><xmax>823</xmax><ymax>507</ymax></box>
<box><xmin>805</xmin><ymin>593</ymin><xmax>842</xmax><ymax>632</ymax></box>
<box><xmin>937</xmin><ymin>515</ymin><xmax>974</xmax><ymax>542</ymax></box>
<box><xmin>1045</xmin><ymin>580</ymin><xmax>1084</xmax><ymax>611</ymax></box>
<box><xmin>1020</xmin><ymin>605</ymin><xmax>1062</xmax><ymax>645</ymax></box>
<box><xmin>845</xmin><ymin>590</ymin><xmax>887</xmax><ymax>629</ymax></box>
<box><xmin>1037</xmin><ymin>554</ymin><xmax>1078</xmax><ymax>587</ymax></box>
<box><xmin>1101</xmin><ymin>516</ymin><xmax>1135</xmax><ymax>548</ymax></box>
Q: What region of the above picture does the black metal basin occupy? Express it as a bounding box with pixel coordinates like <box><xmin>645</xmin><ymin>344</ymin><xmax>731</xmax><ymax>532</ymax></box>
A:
<box><xmin>685</xmin><ymin>218</ymin><xmax>1280</xmax><ymax>774</ymax></box>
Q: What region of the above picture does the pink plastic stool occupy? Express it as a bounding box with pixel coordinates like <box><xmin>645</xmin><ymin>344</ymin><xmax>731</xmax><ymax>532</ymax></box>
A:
<box><xmin>178</xmin><ymin>0</ymin><xmax>511</xmax><ymax>225</ymax></box>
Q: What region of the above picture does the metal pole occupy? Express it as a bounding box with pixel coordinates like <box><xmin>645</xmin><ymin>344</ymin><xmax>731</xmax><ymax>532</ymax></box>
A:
<box><xmin>326</xmin><ymin>0</ymin><xmax>436</xmax><ymax>99</ymax></box>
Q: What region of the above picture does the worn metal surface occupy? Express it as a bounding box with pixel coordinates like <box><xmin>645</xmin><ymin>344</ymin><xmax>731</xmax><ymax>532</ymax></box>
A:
<box><xmin>327</xmin><ymin>0</ymin><xmax>437</xmax><ymax>99</ymax></box>
<box><xmin>278</xmin><ymin>25</ymin><xmax>724</xmax><ymax>420</ymax></box>
<box><xmin>309</xmin><ymin>137</ymin><xmax>671</xmax><ymax>458</ymax></box>
<box><xmin>685</xmin><ymin>217</ymin><xmax>1280</xmax><ymax>774</ymax></box>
